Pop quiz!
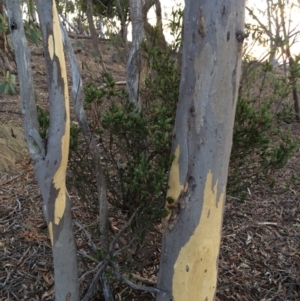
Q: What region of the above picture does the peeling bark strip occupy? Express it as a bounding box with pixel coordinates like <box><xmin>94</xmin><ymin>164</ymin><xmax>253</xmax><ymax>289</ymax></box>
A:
<box><xmin>156</xmin><ymin>1</ymin><xmax>245</xmax><ymax>301</ymax></box>
<box><xmin>7</xmin><ymin>0</ymin><xmax>79</xmax><ymax>300</ymax></box>
<box><xmin>45</xmin><ymin>2</ymin><xmax>70</xmax><ymax>245</ymax></box>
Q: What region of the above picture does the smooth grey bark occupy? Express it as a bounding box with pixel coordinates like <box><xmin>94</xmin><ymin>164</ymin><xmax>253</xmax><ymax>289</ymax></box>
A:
<box><xmin>156</xmin><ymin>1</ymin><xmax>245</xmax><ymax>300</ymax></box>
<box><xmin>6</xmin><ymin>0</ymin><xmax>79</xmax><ymax>300</ymax></box>
<box><xmin>60</xmin><ymin>18</ymin><xmax>109</xmax><ymax>255</ymax></box>
<box><xmin>126</xmin><ymin>0</ymin><xmax>144</xmax><ymax>109</ymax></box>
<box><xmin>60</xmin><ymin>18</ymin><xmax>113</xmax><ymax>301</ymax></box>
<box><xmin>5</xmin><ymin>0</ymin><xmax>39</xmax><ymax>150</ymax></box>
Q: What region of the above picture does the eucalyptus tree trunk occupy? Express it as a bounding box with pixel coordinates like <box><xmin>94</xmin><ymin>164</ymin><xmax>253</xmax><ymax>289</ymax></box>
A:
<box><xmin>267</xmin><ymin>0</ymin><xmax>276</xmax><ymax>63</ymax></box>
<box><xmin>60</xmin><ymin>18</ymin><xmax>109</xmax><ymax>252</ymax></box>
<box><xmin>115</xmin><ymin>0</ymin><xmax>128</xmax><ymax>45</ymax></box>
<box><xmin>6</xmin><ymin>0</ymin><xmax>79</xmax><ymax>300</ymax></box>
<box><xmin>142</xmin><ymin>0</ymin><xmax>167</xmax><ymax>50</ymax></box>
<box><xmin>126</xmin><ymin>0</ymin><xmax>144</xmax><ymax>109</ymax></box>
<box><xmin>156</xmin><ymin>1</ymin><xmax>245</xmax><ymax>300</ymax></box>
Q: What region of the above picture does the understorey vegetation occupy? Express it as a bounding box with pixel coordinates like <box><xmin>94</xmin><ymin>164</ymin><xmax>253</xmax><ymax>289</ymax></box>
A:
<box><xmin>35</xmin><ymin>38</ymin><xmax>299</xmax><ymax>293</ymax></box>
<box><xmin>2</xmin><ymin>1</ymin><xmax>300</xmax><ymax>300</ymax></box>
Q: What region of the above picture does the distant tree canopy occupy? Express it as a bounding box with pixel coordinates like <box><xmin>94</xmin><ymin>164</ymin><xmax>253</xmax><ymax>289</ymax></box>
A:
<box><xmin>55</xmin><ymin>0</ymin><xmax>129</xmax><ymax>19</ymax></box>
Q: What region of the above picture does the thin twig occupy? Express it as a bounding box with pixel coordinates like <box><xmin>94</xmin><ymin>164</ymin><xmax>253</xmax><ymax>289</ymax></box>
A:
<box><xmin>73</xmin><ymin>220</ymin><xmax>97</xmax><ymax>250</ymax></box>
<box><xmin>80</xmin><ymin>210</ymin><xmax>141</xmax><ymax>300</ymax></box>
<box><xmin>256</xmin><ymin>222</ymin><xmax>278</xmax><ymax>226</ymax></box>
<box><xmin>0</xmin><ymin>110</ymin><xmax>22</xmax><ymax>115</ymax></box>
<box><xmin>99</xmin><ymin>81</ymin><xmax>126</xmax><ymax>89</ymax></box>
<box><xmin>77</xmin><ymin>251</ymin><xmax>99</xmax><ymax>263</ymax></box>
<box><xmin>101</xmin><ymin>275</ymin><xmax>114</xmax><ymax>301</ymax></box>
<box><xmin>14</xmin><ymin>197</ymin><xmax>21</xmax><ymax>211</ymax></box>
<box><xmin>131</xmin><ymin>273</ymin><xmax>157</xmax><ymax>285</ymax></box>
<box><xmin>109</xmin><ymin>210</ymin><xmax>138</xmax><ymax>253</ymax></box>
<box><xmin>113</xmin><ymin>237</ymin><xmax>137</xmax><ymax>256</ymax></box>
<box><xmin>81</xmin><ymin>261</ymin><xmax>108</xmax><ymax>301</ymax></box>
<box><xmin>111</xmin><ymin>262</ymin><xmax>167</xmax><ymax>297</ymax></box>
<box><xmin>79</xmin><ymin>261</ymin><xmax>104</xmax><ymax>283</ymax></box>
<box><xmin>16</xmin><ymin>247</ymin><xmax>31</xmax><ymax>266</ymax></box>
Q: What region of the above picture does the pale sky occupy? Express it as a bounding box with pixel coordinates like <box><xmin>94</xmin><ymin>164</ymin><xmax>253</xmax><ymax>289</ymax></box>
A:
<box><xmin>55</xmin><ymin>0</ymin><xmax>300</xmax><ymax>61</ymax></box>
<box><xmin>147</xmin><ymin>0</ymin><xmax>300</xmax><ymax>61</ymax></box>
<box><xmin>245</xmin><ymin>0</ymin><xmax>300</xmax><ymax>61</ymax></box>
<box><xmin>147</xmin><ymin>1</ymin><xmax>183</xmax><ymax>43</ymax></box>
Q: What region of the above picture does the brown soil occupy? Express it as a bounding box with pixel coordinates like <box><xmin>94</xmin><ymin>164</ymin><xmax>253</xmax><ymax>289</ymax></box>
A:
<box><xmin>0</xmin><ymin>38</ymin><xmax>300</xmax><ymax>301</ymax></box>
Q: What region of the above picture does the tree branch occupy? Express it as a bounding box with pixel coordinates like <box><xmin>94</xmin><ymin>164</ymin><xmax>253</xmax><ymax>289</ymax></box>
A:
<box><xmin>111</xmin><ymin>262</ymin><xmax>167</xmax><ymax>297</ymax></box>
<box><xmin>60</xmin><ymin>19</ymin><xmax>109</xmax><ymax>249</ymax></box>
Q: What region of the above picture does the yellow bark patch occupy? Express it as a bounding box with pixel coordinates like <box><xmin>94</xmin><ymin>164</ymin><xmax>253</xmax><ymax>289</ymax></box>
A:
<box><xmin>166</xmin><ymin>145</ymin><xmax>183</xmax><ymax>220</ymax></box>
<box><xmin>48</xmin><ymin>35</ymin><xmax>54</xmax><ymax>59</ymax></box>
<box><xmin>50</xmin><ymin>2</ymin><xmax>70</xmax><ymax>226</ymax></box>
<box><xmin>172</xmin><ymin>170</ymin><xmax>225</xmax><ymax>301</ymax></box>
<box><xmin>48</xmin><ymin>221</ymin><xmax>54</xmax><ymax>246</ymax></box>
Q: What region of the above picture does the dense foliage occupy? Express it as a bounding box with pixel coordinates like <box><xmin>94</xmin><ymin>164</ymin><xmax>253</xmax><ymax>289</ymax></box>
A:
<box><xmin>228</xmin><ymin>60</ymin><xmax>297</xmax><ymax>197</ymax></box>
<box><xmin>37</xmin><ymin>52</ymin><xmax>298</xmax><ymax>212</ymax></box>
<box><xmin>68</xmin><ymin>45</ymin><xmax>179</xmax><ymax>241</ymax></box>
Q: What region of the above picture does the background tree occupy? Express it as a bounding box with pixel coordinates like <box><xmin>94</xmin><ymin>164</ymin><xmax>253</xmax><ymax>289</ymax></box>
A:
<box><xmin>156</xmin><ymin>1</ymin><xmax>246</xmax><ymax>300</ymax></box>
<box><xmin>74</xmin><ymin>0</ymin><xmax>130</xmax><ymax>42</ymax></box>
<box><xmin>142</xmin><ymin>0</ymin><xmax>167</xmax><ymax>50</ymax></box>
<box><xmin>278</xmin><ymin>0</ymin><xmax>300</xmax><ymax>121</ymax></box>
<box><xmin>246</xmin><ymin>0</ymin><xmax>300</xmax><ymax>121</ymax></box>
<box><xmin>126</xmin><ymin>0</ymin><xmax>144</xmax><ymax>107</ymax></box>
<box><xmin>115</xmin><ymin>0</ymin><xmax>130</xmax><ymax>43</ymax></box>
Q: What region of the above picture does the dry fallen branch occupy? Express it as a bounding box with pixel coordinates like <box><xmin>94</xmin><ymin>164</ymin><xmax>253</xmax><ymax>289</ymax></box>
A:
<box><xmin>256</xmin><ymin>222</ymin><xmax>278</xmax><ymax>226</ymax></box>
<box><xmin>109</xmin><ymin>210</ymin><xmax>138</xmax><ymax>254</ymax></box>
<box><xmin>81</xmin><ymin>261</ymin><xmax>108</xmax><ymax>301</ymax></box>
<box><xmin>0</xmin><ymin>110</ymin><xmax>22</xmax><ymax>115</ymax></box>
<box><xmin>99</xmin><ymin>81</ymin><xmax>126</xmax><ymax>89</ymax></box>
<box><xmin>79</xmin><ymin>260</ymin><xmax>104</xmax><ymax>283</ymax></box>
<box><xmin>131</xmin><ymin>273</ymin><xmax>157</xmax><ymax>285</ymax></box>
<box><xmin>73</xmin><ymin>220</ymin><xmax>97</xmax><ymax>251</ymax></box>
<box><xmin>111</xmin><ymin>262</ymin><xmax>167</xmax><ymax>297</ymax></box>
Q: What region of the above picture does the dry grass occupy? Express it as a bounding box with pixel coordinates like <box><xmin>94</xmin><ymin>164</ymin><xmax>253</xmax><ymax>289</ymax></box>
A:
<box><xmin>0</xmin><ymin>125</ymin><xmax>27</xmax><ymax>175</ymax></box>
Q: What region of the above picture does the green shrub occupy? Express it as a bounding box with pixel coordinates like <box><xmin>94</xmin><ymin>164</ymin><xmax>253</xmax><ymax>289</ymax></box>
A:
<box><xmin>0</xmin><ymin>71</ymin><xmax>17</xmax><ymax>95</ymax></box>
<box><xmin>228</xmin><ymin>60</ymin><xmax>298</xmax><ymax>197</ymax></box>
<box><xmin>36</xmin><ymin>105</ymin><xmax>50</xmax><ymax>139</ymax></box>
<box><xmin>68</xmin><ymin>45</ymin><xmax>180</xmax><ymax>238</ymax></box>
<box><xmin>38</xmin><ymin>55</ymin><xmax>297</xmax><ymax>209</ymax></box>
